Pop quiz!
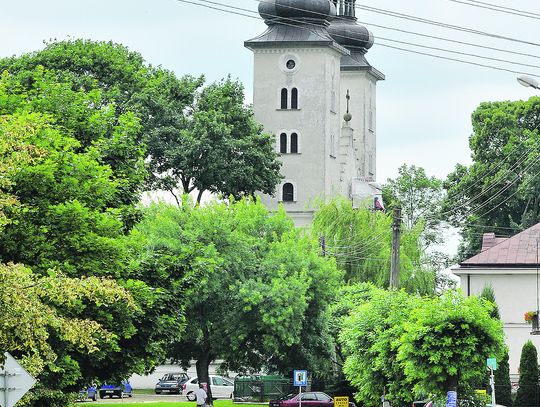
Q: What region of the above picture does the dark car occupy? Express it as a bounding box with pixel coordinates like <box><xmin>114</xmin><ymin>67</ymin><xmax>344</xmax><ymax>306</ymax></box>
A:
<box><xmin>270</xmin><ymin>392</ymin><xmax>346</xmax><ymax>407</ymax></box>
<box><xmin>99</xmin><ymin>381</ymin><xmax>133</xmax><ymax>399</ymax></box>
<box><xmin>155</xmin><ymin>372</ymin><xmax>190</xmax><ymax>394</ymax></box>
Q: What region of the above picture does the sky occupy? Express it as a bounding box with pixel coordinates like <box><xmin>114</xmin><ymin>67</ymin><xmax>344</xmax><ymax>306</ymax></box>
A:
<box><xmin>1</xmin><ymin>0</ymin><xmax>539</xmax><ymax>184</ymax></box>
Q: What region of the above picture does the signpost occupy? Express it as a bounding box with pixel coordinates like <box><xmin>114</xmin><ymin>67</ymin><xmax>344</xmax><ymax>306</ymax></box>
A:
<box><xmin>0</xmin><ymin>353</ymin><xmax>36</xmax><ymax>407</ymax></box>
<box><xmin>446</xmin><ymin>391</ymin><xmax>457</xmax><ymax>407</ymax></box>
<box><xmin>487</xmin><ymin>358</ymin><xmax>497</xmax><ymax>407</ymax></box>
<box><xmin>293</xmin><ymin>370</ymin><xmax>308</xmax><ymax>407</ymax></box>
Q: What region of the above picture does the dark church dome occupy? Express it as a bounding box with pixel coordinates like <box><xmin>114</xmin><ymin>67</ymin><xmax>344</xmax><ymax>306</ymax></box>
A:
<box><xmin>327</xmin><ymin>18</ymin><xmax>374</xmax><ymax>52</ymax></box>
<box><xmin>259</xmin><ymin>0</ymin><xmax>336</xmax><ymax>24</ymax></box>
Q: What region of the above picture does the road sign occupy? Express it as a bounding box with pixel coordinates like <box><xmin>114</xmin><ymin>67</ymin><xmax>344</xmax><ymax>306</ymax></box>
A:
<box><xmin>487</xmin><ymin>358</ymin><xmax>497</xmax><ymax>371</ymax></box>
<box><xmin>293</xmin><ymin>370</ymin><xmax>307</xmax><ymax>387</ymax></box>
<box><xmin>334</xmin><ymin>396</ymin><xmax>349</xmax><ymax>407</ymax></box>
<box><xmin>0</xmin><ymin>352</ymin><xmax>36</xmax><ymax>407</ymax></box>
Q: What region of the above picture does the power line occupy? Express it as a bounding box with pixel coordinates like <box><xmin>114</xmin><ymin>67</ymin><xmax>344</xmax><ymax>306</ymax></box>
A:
<box><xmin>447</xmin><ymin>0</ymin><xmax>540</xmax><ymax>20</ymax></box>
<box><xmin>356</xmin><ymin>4</ymin><xmax>540</xmax><ymax>48</ymax></box>
<box><xmin>449</xmin><ymin>0</ymin><xmax>540</xmax><ymax>19</ymax></box>
<box><xmin>176</xmin><ymin>0</ymin><xmax>540</xmax><ymax>77</ymax></box>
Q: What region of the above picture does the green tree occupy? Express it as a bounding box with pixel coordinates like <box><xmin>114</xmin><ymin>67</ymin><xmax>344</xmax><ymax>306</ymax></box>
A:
<box><xmin>135</xmin><ymin>199</ymin><xmax>341</xmax><ymax>402</ymax></box>
<box><xmin>515</xmin><ymin>341</ymin><xmax>539</xmax><ymax>407</ymax></box>
<box><xmin>0</xmin><ymin>40</ymin><xmax>282</xmax><ymax>203</ymax></box>
<box><xmin>479</xmin><ymin>286</ymin><xmax>512</xmax><ymax>406</ymax></box>
<box><xmin>147</xmin><ymin>77</ymin><xmax>282</xmax><ymax>204</ymax></box>
<box><xmin>0</xmin><ymin>67</ymin><xmax>178</xmax><ymax>399</ymax></box>
<box><xmin>0</xmin><ymin>262</ymin><xmax>137</xmax><ymax>406</ymax></box>
<box><xmin>442</xmin><ymin>97</ymin><xmax>540</xmax><ymax>260</ymax></box>
<box><xmin>383</xmin><ymin>164</ymin><xmax>444</xmax><ymax>246</ymax></box>
<box><xmin>340</xmin><ymin>288</ymin><xmax>504</xmax><ymax>407</ymax></box>
<box><xmin>313</xmin><ymin>196</ymin><xmax>436</xmax><ymax>294</ymax></box>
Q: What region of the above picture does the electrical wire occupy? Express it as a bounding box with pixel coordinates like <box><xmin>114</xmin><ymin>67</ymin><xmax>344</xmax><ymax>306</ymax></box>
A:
<box><xmin>447</xmin><ymin>0</ymin><xmax>540</xmax><ymax>20</ymax></box>
<box><xmin>176</xmin><ymin>0</ymin><xmax>540</xmax><ymax>78</ymax></box>
<box><xmin>355</xmin><ymin>4</ymin><xmax>540</xmax><ymax>48</ymax></box>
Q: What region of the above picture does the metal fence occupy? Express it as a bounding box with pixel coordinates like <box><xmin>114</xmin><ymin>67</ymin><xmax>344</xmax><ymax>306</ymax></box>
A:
<box><xmin>234</xmin><ymin>376</ymin><xmax>293</xmax><ymax>403</ymax></box>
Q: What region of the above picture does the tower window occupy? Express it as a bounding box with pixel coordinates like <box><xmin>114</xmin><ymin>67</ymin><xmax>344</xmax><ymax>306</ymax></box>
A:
<box><xmin>291</xmin><ymin>88</ymin><xmax>298</xmax><ymax>109</ymax></box>
<box><xmin>281</xmin><ymin>88</ymin><xmax>288</xmax><ymax>109</ymax></box>
<box><xmin>290</xmin><ymin>133</ymin><xmax>298</xmax><ymax>153</ymax></box>
<box><xmin>283</xmin><ymin>183</ymin><xmax>294</xmax><ymax>202</ymax></box>
<box><xmin>280</xmin><ymin>133</ymin><xmax>287</xmax><ymax>154</ymax></box>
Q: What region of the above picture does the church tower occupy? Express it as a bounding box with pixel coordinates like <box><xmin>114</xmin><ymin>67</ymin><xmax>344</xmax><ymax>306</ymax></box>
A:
<box><xmin>245</xmin><ymin>0</ymin><xmax>384</xmax><ymax>226</ymax></box>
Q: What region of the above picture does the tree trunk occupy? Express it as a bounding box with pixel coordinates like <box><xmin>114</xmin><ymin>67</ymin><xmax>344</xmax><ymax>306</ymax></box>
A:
<box><xmin>196</xmin><ymin>352</ymin><xmax>213</xmax><ymax>405</ymax></box>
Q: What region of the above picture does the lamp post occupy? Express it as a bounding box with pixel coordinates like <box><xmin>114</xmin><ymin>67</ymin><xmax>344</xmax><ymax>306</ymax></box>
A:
<box><xmin>517</xmin><ymin>75</ymin><xmax>540</xmax><ymax>90</ymax></box>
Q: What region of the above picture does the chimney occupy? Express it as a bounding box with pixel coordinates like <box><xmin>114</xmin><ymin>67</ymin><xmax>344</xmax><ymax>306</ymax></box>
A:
<box><xmin>481</xmin><ymin>233</ymin><xmax>497</xmax><ymax>252</ymax></box>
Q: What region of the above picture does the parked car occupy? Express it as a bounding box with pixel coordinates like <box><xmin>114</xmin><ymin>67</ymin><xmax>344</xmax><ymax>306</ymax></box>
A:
<box><xmin>99</xmin><ymin>381</ymin><xmax>133</xmax><ymax>399</ymax></box>
<box><xmin>77</xmin><ymin>385</ymin><xmax>97</xmax><ymax>402</ymax></box>
<box><xmin>269</xmin><ymin>392</ymin><xmax>356</xmax><ymax>407</ymax></box>
<box><xmin>155</xmin><ymin>372</ymin><xmax>190</xmax><ymax>394</ymax></box>
<box><xmin>182</xmin><ymin>375</ymin><xmax>234</xmax><ymax>400</ymax></box>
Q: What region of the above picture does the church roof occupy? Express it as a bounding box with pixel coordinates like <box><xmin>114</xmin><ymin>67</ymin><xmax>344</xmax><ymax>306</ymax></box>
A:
<box><xmin>460</xmin><ymin>222</ymin><xmax>540</xmax><ymax>267</ymax></box>
<box><xmin>245</xmin><ymin>24</ymin><xmax>348</xmax><ymax>55</ymax></box>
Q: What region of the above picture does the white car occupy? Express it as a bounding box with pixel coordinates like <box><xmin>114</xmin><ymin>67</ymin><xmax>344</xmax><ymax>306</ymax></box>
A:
<box><xmin>182</xmin><ymin>375</ymin><xmax>234</xmax><ymax>400</ymax></box>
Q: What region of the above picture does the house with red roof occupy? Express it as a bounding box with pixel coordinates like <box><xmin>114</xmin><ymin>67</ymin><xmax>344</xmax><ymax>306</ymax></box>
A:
<box><xmin>452</xmin><ymin>223</ymin><xmax>540</xmax><ymax>378</ymax></box>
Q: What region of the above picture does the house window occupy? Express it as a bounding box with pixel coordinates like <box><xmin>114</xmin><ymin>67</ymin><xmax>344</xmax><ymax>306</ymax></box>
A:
<box><xmin>281</xmin><ymin>88</ymin><xmax>288</xmax><ymax>109</ymax></box>
<box><xmin>290</xmin><ymin>133</ymin><xmax>298</xmax><ymax>153</ymax></box>
<box><xmin>330</xmin><ymin>133</ymin><xmax>336</xmax><ymax>157</ymax></box>
<box><xmin>280</xmin><ymin>133</ymin><xmax>287</xmax><ymax>154</ymax></box>
<box><xmin>291</xmin><ymin>88</ymin><xmax>298</xmax><ymax>109</ymax></box>
<box><xmin>283</xmin><ymin>183</ymin><xmax>294</xmax><ymax>202</ymax></box>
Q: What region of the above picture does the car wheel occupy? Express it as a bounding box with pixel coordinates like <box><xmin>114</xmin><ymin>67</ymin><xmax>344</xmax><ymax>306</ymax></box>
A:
<box><xmin>187</xmin><ymin>392</ymin><xmax>196</xmax><ymax>401</ymax></box>
<box><xmin>99</xmin><ymin>392</ymin><xmax>105</xmax><ymax>399</ymax></box>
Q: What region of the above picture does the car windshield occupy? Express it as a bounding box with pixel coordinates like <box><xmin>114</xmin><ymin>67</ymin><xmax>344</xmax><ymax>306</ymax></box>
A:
<box><xmin>278</xmin><ymin>392</ymin><xmax>297</xmax><ymax>400</ymax></box>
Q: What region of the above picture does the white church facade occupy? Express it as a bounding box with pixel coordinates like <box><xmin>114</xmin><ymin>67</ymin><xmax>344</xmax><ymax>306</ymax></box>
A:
<box><xmin>245</xmin><ymin>0</ymin><xmax>385</xmax><ymax>226</ymax></box>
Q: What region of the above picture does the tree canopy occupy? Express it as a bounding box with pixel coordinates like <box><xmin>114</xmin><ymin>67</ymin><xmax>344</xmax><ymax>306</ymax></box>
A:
<box><xmin>312</xmin><ymin>197</ymin><xmax>436</xmax><ymax>294</ymax></box>
<box><xmin>135</xmin><ymin>199</ymin><xmax>341</xmax><ymax>401</ymax></box>
<box><xmin>339</xmin><ymin>286</ymin><xmax>504</xmax><ymax>407</ymax></box>
<box><xmin>442</xmin><ymin>97</ymin><xmax>540</xmax><ymax>259</ymax></box>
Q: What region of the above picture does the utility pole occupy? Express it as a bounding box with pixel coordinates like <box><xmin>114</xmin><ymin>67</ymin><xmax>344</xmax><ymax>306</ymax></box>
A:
<box><xmin>390</xmin><ymin>206</ymin><xmax>401</xmax><ymax>289</ymax></box>
<box><xmin>319</xmin><ymin>236</ymin><xmax>326</xmax><ymax>257</ymax></box>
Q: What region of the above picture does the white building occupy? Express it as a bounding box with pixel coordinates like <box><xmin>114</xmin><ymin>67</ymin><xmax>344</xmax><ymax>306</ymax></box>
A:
<box><xmin>452</xmin><ymin>223</ymin><xmax>540</xmax><ymax>379</ymax></box>
<box><xmin>245</xmin><ymin>0</ymin><xmax>384</xmax><ymax>226</ymax></box>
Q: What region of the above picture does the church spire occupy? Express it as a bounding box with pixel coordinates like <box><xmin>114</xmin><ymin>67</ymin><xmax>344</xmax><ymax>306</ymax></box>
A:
<box><xmin>332</xmin><ymin>0</ymin><xmax>355</xmax><ymax>18</ymax></box>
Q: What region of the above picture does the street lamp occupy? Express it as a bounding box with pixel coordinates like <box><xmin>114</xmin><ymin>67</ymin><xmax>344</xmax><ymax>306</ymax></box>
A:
<box><xmin>517</xmin><ymin>75</ymin><xmax>540</xmax><ymax>90</ymax></box>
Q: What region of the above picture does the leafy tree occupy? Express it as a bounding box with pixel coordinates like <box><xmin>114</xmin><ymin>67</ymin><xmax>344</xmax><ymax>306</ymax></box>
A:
<box><xmin>0</xmin><ymin>65</ymin><xmax>179</xmax><ymax>399</ymax></box>
<box><xmin>479</xmin><ymin>286</ymin><xmax>512</xmax><ymax>406</ymax></box>
<box><xmin>383</xmin><ymin>164</ymin><xmax>445</xmax><ymax>246</ymax></box>
<box><xmin>147</xmin><ymin>77</ymin><xmax>282</xmax><ymax>203</ymax></box>
<box><xmin>135</xmin><ymin>199</ymin><xmax>341</xmax><ymax>402</ymax></box>
<box><xmin>339</xmin><ymin>284</ymin><xmax>418</xmax><ymax>407</ymax></box>
<box><xmin>0</xmin><ymin>262</ymin><xmax>136</xmax><ymax>406</ymax></box>
<box><xmin>340</xmin><ymin>288</ymin><xmax>504</xmax><ymax>407</ymax></box>
<box><xmin>515</xmin><ymin>341</ymin><xmax>539</xmax><ymax>407</ymax></box>
<box><xmin>0</xmin><ymin>40</ymin><xmax>282</xmax><ymax>203</ymax></box>
<box><xmin>312</xmin><ymin>196</ymin><xmax>436</xmax><ymax>294</ymax></box>
<box><xmin>442</xmin><ymin>97</ymin><xmax>540</xmax><ymax>260</ymax></box>
<box><xmin>399</xmin><ymin>291</ymin><xmax>504</xmax><ymax>396</ymax></box>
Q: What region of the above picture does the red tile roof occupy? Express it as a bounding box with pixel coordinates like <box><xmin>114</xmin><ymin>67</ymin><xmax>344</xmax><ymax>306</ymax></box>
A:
<box><xmin>460</xmin><ymin>223</ymin><xmax>540</xmax><ymax>266</ymax></box>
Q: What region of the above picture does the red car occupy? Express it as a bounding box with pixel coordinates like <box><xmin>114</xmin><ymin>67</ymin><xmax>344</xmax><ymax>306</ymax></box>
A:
<box><xmin>270</xmin><ymin>392</ymin><xmax>347</xmax><ymax>407</ymax></box>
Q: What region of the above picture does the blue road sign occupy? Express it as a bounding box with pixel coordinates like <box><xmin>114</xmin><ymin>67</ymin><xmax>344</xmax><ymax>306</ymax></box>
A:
<box><xmin>293</xmin><ymin>370</ymin><xmax>307</xmax><ymax>387</ymax></box>
<box><xmin>446</xmin><ymin>391</ymin><xmax>457</xmax><ymax>407</ymax></box>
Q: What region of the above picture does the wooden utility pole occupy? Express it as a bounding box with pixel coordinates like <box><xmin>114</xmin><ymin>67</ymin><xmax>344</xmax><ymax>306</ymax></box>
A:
<box><xmin>390</xmin><ymin>206</ymin><xmax>401</xmax><ymax>289</ymax></box>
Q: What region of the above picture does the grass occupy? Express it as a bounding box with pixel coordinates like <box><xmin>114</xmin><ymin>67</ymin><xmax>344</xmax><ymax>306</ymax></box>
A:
<box><xmin>97</xmin><ymin>399</ymin><xmax>264</xmax><ymax>407</ymax></box>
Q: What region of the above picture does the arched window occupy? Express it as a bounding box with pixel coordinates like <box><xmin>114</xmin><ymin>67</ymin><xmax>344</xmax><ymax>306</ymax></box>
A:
<box><xmin>283</xmin><ymin>183</ymin><xmax>294</xmax><ymax>202</ymax></box>
<box><xmin>290</xmin><ymin>133</ymin><xmax>298</xmax><ymax>153</ymax></box>
<box><xmin>280</xmin><ymin>133</ymin><xmax>287</xmax><ymax>154</ymax></box>
<box><xmin>291</xmin><ymin>88</ymin><xmax>298</xmax><ymax>109</ymax></box>
<box><xmin>280</xmin><ymin>88</ymin><xmax>288</xmax><ymax>109</ymax></box>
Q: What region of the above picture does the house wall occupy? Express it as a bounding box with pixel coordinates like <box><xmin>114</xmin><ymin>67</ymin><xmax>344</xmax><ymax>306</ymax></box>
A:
<box><xmin>456</xmin><ymin>268</ymin><xmax>540</xmax><ymax>377</ymax></box>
